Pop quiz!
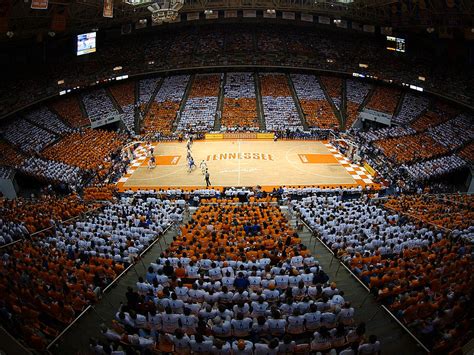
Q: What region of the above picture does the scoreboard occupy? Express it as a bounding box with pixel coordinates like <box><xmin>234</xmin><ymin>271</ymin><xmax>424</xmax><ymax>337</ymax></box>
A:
<box><xmin>386</xmin><ymin>36</ymin><xmax>405</xmax><ymax>53</ymax></box>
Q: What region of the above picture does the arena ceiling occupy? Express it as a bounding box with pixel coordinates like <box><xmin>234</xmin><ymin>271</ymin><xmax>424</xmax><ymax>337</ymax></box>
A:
<box><xmin>0</xmin><ymin>0</ymin><xmax>473</xmax><ymax>40</ymax></box>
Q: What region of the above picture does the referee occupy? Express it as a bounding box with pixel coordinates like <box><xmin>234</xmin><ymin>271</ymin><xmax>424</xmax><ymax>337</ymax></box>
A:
<box><xmin>205</xmin><ymin>169</ymin><xmax>211</xmax><ymax>187</ymax></box>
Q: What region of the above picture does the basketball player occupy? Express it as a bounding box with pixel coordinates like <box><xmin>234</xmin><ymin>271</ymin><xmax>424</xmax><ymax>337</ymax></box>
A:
<box><xmin>205</xmin><ymin>169</ymin><xmax>211</xmax><ymax>187</ymax></box>
<box><xmin>200</xmin><ymin>160</ymin><xmax>207</xmax><ymax>175</ymax></box>
<box><xmin>188</xmin><ymin>157</ymin><xmax>196</xmax><ymax>173</ymax></box>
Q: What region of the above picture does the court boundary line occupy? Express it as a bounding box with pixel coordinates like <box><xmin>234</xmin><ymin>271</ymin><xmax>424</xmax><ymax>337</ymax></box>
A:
<box><xmin>118</xmin><ymin>140</ymin><xmax>377</xmax><ymax>190</ymax></box>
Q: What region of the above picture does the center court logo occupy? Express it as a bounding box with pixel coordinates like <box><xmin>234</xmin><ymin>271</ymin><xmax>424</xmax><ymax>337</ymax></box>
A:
<box><xmin>206</xmin><ymin>153</ymin><xmax>274</xmax><ymax>161</ymax></box>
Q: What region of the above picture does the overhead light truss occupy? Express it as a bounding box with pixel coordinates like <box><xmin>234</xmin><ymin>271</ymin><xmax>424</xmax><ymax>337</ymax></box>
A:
<box><xmin>145</xmin><ymin>0</ymin><xmax>184</xmax><ymax>23</ymax></box>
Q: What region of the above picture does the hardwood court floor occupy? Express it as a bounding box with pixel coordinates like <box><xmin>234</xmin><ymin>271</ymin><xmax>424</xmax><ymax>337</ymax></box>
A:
<box><xmin>117</xmin><ymin>140</ymin><xmax>375</xmax><ymax>191</ymax></box>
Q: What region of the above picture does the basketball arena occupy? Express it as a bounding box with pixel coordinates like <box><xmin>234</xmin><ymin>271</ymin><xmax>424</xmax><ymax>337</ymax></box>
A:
<box><xmin>0</xmin><ymin>2</ymin><xmax>473</xmax><ymax>355</ymax></box>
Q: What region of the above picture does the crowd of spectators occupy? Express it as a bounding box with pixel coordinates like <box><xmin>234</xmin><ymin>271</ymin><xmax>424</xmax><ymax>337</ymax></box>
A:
<box><xmin>291</xmin><ymin>74</ymin><xmax>339</xmax><ymax>130</ymax></box>
<box><xmin>346</xmin><ymin>80</ymin><xmax>371</xmax><ymax>107</ymax></box>
<box><xmin>1</xmin><ymin>119</ymin><xmax>57</xmax><ymax>153</ymax></box>
<box><xmin>0</xmin><ymin>193</ymin><xmax>92</xmax><ymax>233</ymax></box>
<box><xmin>178</xmin><ymin>74</ymin><xmax>221</xmax><ymax>132</ymax></box>
<box><xmin>222</xmin><ymin>73</ymin><xmax>259</xmax><ymax>130</ymax></box>
<box><xmin>83</xmin><ymin>185</ymin><xmax>117</xmax><ymax>202</ymax></box>
<box><xmin>82</xmin><ymin>89</ymin><xmax>119</xmax><ymax>123</ymax></box>
<box><xmin>404</xmin><ymin>155</ymin><xmax>467</xmax><ymax>182</ymax></box>
<box><xmin>0</xmin><ymin>237</ymin><xmax>116</xmax><ymax>350</ymax></box>
<box><xmin>320</xmin><ymin>76</ymin><xmax>343</xmax><ymax>110</ymax></box>
<box><xmin>24</xmin><ymin>107</ymin><xmax>74</xmax><ymax>136</ymax></box>
<box><xmin>168</xmin><ymin>32</ymin><xmax>195</xmax><ymax>61</ymax></box>
<box><xmin>196</xmin><ymin>30</ymin><xmax>224</xmax><ymax>55</ymax></box>
<box><xmin>352</xmin><ymin>93</ymin><xmax>472</xmax><ymax>188</ymax></box>
<box><xmin>143</xmin><ymin>75</ymin><xmax>189</xmax><ymax>135</ymax></box>
<box><xmin>0</xmin><ymin>166</ymin><xmax>14</xmax><ymax>180</ymax></box>
<box><xmin>457</xmin><ymin>142</ymin><xmax>474</xmax><ymax>163</ymax></box>
<box><xmin>358</xmin><ymin>126</ymin><xmax>415</xmax><ymax>143</ymax></box>
<box><xmin>384</xmin><ymin>194</ymin><xmax>473</xmax><ymax>232</ymax></box>
<box><xmin>410</xmin><ymin>110</ymin><xmax>450</xmax><ymax>133</ymax></box>
<box><xmin>392</xmin><ymin>94</ymin><xmax>430</xmax><ymax>126</ymax></box>
<box><xmin>428</xmin><ymin>113</ymin><xmax>474</xmax><ymax>150</ymax></box>
<box><xmin>345</xmin><ymin>80</ymin><xmax>371</xmax><ymax>129</ymax></box>
<box><xmin>0</xmin><ymin>193</ymin><xmax>182</xmax><ymax>350</ymax></box>
<box><xmin>49</xmin><ymin>95</ymin><xmax>90</xmax><ymax>128</ymax></box>
<box><xmin>225</xmin><ymin>30</ymin><xmax>254</xmax><ymax>53</ymax></box>
<box><xmin>374</xmin><ymin>133</ymin><xmax>448</xmax><ymax>165</ymax></box>
<box><xmin>292</xmin><ymin>193</ymin><xmax>440</xmax><ymax>258</ymax></box>
<box><xmin>260</xmin><ymin>74</ymin><xmax>302</xmax><ymax>131</ymax></box>
<box><xmin>109</xmin><ymin>82</ymin><xmax>136</xmax><ymax>133</ymax></box>
<box><xmin>257</xmin><ymin>29</ymin><xmax>285</xmax><ymax>53</ymax></box>
<box><xmin>93</xmin><ymin>202</ymin><xmax>378</xmax><ymax>355</ymax></box>
<box><xmin>0</xmin><ymin>140</ymin><xmax>25</xmax><ymax>167</ymax></box>
<box><xmin>1</xmin><ymin>24</ymin><xmax>473</xmax><ymax>122</ymax></box>
<box><xmin>365</xmin><ymin>86</ymin><xmax>401</xmax><ymax>116</ymax></box>
<box><xmin>41</xmin><ymin>129</ymin><xmax>125</xmax><ymax>172</ymax></box>
<box><xmin>19</xmin><ymin>157</ymin><xmax>83</xmax><ymax>187</ymax></box>
<box><xmin>138</xmin><ymin>79</ymin><xmax>160</xmax><ymax>113</ymax></box>
<box><xmin>290</xmin><ymin>191</ymin><xmax>473</xmax><ymax>352</ymax></box>
<box><xmin>431</xmin><ymin>100</ymin><xmax>460</xmax><ymax>118</ymax></box>
<box><xmin>282</xmin><ymin>186</ymin><xmax>366</xmax><ymax>197</ymax></box>
<box><xmin>0</xmin><ymin>217</ymin><xmax>29</xmax><ymax>246</ymax></box>
<box><xmin>44</xmin><ymin>196</ymin><xmax>183</xmax><ymax>264</ymax></box>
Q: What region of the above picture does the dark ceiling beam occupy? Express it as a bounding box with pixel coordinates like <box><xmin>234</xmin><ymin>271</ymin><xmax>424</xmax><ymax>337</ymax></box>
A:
<box><xmin>2</xmin><ymin>0</ymin><xmax>472</xmax><ymax>40</ymax></box>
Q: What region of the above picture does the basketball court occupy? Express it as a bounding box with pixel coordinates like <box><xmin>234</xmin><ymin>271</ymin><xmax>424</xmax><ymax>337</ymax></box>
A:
<box><xmin>116</xmin><ymin>140</ymin><xmax>377</xmax><ymax>191</ymax></box>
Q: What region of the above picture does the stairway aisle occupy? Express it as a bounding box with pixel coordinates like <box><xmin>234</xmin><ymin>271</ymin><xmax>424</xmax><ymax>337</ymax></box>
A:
<box><xmin>286</xmin><ymin>73</ymin><xmax>309</xmax><ymax>130</ymax></box>
<box><xmin>318</xmin><ymin>76</ymin><xmax>344</xmax><ymax>129</ymax></box>
<box><xmin>105</xmin><ymin>87</ymin><xmax>124</xmax><ymax>114</ymax></box>
<box><xmin>341</xmin><ymin>78</ymin><xmax>348</xmax><ymax>129</ymax></box>
<box><xmin>172</xmin><ymin>74</ymin><xmax>195</xmax><ymax>132</ymax></box>
<box><xmin>77</xmin><ymin>94</ymin><xmax>90</xmax><ymax>120</ymax></box>
<box><xmin>393</xmin><ymin>91</ymin><xmax>406</xmax><ymax>118</ymax></box>
<box><xmin>213</xmin><ymin>73</ymin><xmax>225</xmax><ymax>131</ymax></box>
<box><xmin>254</xmin><ymin>72</ymin><xmax>266</xmax><ymax>130</ymax></box>
<box><xmin>359</xmin><ymin>85</ymin><xmax>375</xmax><ymax>111</ymax></box>
<box><xmin>141</xmin><ymin>78</ymin><xmax>164</xmax><ymax>123</ymax></box>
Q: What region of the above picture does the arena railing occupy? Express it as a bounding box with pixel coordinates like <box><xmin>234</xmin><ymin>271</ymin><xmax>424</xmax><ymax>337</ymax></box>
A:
<box><xmin>382</xmin><ymin>204</ymin><xmax>453</xmax><ymax>234</ymax></box>
<box><xmin>428</xmin><ymin>192</ymin><xmax>473</xmax><ymax>207</ymax></box>
<box><xmin>299</xmin><ymin>218</ymin><xmax>431</xmax><ymax>353</ymax></box>
<box><xmin>0</xmin><ymin>326</ymin><xmax>34</xmax><ymax>355</ymax></box>
<box><xmin>45</xmin><ymin>222</ymin><xmax>174</xmax><ymax>351</ymax></box>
